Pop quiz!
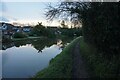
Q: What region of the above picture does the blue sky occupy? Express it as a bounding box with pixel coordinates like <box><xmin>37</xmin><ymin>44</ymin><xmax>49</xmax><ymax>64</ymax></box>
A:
<box><xmin>0</xmin><ymin>2</ymin><xmax>60</xmax><ymax>26</ymax></box>
<box><xmin>4</xmin><ymin>2</ymin><xmax>47</xmax><ymax>20</ymax></box>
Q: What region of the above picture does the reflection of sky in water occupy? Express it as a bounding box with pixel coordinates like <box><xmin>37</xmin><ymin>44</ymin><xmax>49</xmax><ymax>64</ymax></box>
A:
<box><xmin>2</xmin><ymin>44</ymin><xmax>62</xmax><ymax>78</ymax></box>
<box><xmin>0</xmin><ymin>50</ymin><xmax>2</xmax><ymax>79</ymax></box>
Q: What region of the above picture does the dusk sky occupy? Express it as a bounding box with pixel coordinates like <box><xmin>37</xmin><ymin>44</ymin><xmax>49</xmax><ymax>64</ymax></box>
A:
<box><xmin>0</xmin><ymin>1</ymin><xmax>61</xmax><ymax>26</ymax></box>
<box><xmin>0</xmin><ymin>0</ymin><xmax>88</xmax><ymax>26</ymax></box>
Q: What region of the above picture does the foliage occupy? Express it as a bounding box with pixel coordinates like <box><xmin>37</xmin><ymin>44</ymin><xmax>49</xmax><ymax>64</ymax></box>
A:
<box><xmin>32</xmin><ymin>22</ymin><xmax>56</xmax><ymax>38</ymax></box>
<box><xmin>81</xmin><ymin>3</ymin><xmax>120</xmax><ymax>55</ymax></box>
<box><xmin>45</xmin><ymin>2</ymin><xmax>120</xmax><ymax>54</ymax></box>
<box><xmin>13</xmin><ymin>32</ymin><xmax>27</xmax><ymax>38</ymax></box>
<box><xmin>79</xmin><ymin>37</ymin><xmax>120</xmax><ymax>78</ymax></box>
<box><xmin>2</xmin><ymin>36</ymin><xmax>13</xmax><ymax>43</ymax></box>
<box><xmin>28</xmin><ymin>32</ymin><xmax>34</xmax><ymax>36</ymax></box>
<box><xmin>59</xmin><ymin>27</ymin><xmax>82</xmax><ymax>37</ymax></box>
<box><xmin>60</xmin><ymin>20</ymin><xmax>68</xmax><ymax>28</ymax></box>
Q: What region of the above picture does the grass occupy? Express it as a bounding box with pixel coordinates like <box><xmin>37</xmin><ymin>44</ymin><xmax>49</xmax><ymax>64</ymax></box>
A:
<box><xmin>33</xmin><ymin>36</ymin><xmax>119</xmax><ymax>78</ymax></box>
<box><xmin>12</xmin><ymin>36</ymin><xmax>45</xmax><ymax>41</ymax></box>
<box><xmin>79</xmin><ymin>37</ymin><xmax>120</xmax><ymax>78</ymax></box>
<box><xmin>34</xmin><ymin>37</ymin><xmax>81</xmax><ymax>78</ymax></box>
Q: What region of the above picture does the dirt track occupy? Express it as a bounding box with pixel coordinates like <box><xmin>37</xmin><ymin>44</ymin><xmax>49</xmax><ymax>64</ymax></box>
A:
<box><xmin>72</xmin><ymin>42</ymin><xmax>89</xmax><ymax>78</ymax></box>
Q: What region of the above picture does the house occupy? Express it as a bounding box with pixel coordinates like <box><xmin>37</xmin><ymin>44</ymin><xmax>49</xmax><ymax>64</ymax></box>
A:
<box><xmin>0</xmin><ymin>22</ymin><xmax>14</xmax><ymax>39</ymax></box>
<box><xmin>12</xmin><ymin>26</ymin><xmax>22</xmax><ymax>34</ymax></box>
<box><xmin>22</xmin><ymin>26</ymin><xmax>32</xmax><ymax>33</ymax></box>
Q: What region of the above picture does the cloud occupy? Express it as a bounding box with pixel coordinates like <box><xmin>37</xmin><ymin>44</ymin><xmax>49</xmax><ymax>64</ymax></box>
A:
<box><xmin>0</xmin><ymin>16</ymin><xmax>10</xmax><ymax>22</ymax></box>
<box><xmin>0</xmin><ymin>16</ymin><xmax>17</xmax><ymax>22</ymax></box>
<box><xmin>1</xmin><ymin>0</ymin><xmax>60</xmax><ymax>2</ymax></box>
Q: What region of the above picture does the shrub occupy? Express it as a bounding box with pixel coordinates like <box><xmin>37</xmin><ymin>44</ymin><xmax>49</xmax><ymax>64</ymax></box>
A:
<box><xmin>2</xmin><ymin>36</ymin><xmax>12</xmax><ymax>43</ymax></box>
<box><xmin>13</xmin><ymin>32</ymin><xmax>27</xmax><ymax>38</ymax></box>
<box><xmin>60</xmin><ymin>28</ymin><xmax>82</xmax><ymax>37</ymax></box>
<box><xmin>82</xmin><ymin>3</ymin><xmax>119</xmax><ymax>54</ymax></box>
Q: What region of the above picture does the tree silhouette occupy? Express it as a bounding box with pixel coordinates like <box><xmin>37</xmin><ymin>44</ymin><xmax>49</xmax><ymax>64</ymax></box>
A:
<box><xmin>45</xmin><ymin>2</ymin><xmax>120</xmax><ymax>54</ymax></box>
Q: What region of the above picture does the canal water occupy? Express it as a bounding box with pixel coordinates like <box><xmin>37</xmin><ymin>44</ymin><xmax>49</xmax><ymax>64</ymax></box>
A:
<box><xmin>1</xmin><ymin>38</ymin><xmax>72</xmax><ymax>78</ymax></box>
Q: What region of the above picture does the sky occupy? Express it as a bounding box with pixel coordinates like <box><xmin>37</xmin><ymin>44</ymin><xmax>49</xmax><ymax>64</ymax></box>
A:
<box><xmin>1</xmin><ymin>0</ymin><xmax>117</xmax><ymax>26</ymax></box>
<box><xmin>0</xmin><ymin>1</ymin><xmax>61</xmax><ymax>26</ymax></box>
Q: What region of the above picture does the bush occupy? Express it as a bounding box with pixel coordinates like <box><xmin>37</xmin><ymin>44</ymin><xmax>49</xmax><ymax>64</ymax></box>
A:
<box><xmin>28</xmin><ymin>32</ymin><xmax>34</xmax><ymax>36</ymax></box>
<box><xmin>13</xmin><ymin>32</ymin><xmax>27</xmax><ymax>38</ymax></box>
<box><xmin>32</xmin><ymin>24</ymin><xmax>56</xmax><ymax>38</ymax></box>
<box><xmin>82</xmin><ymin>3</ymin><xmax>119</xmax><ymax>54</ymax></box>
<box><xmin>79</xmin><ymin>37</ymin><xmax>120</xmax><ymax>78</ymax></box>
<box><xmin>2</xmin><ymin>36</ymin><xmax>12</xmax><ymax>43</ymax></box>
<box><xmin>60</xmin><ymin>28</ymin><xmax>82</xmax><ymax>37</ymax></box>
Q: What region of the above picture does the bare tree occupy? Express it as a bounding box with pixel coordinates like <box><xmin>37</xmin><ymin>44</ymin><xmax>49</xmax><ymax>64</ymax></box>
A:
<box><xmin>45</xmin><ymin>1</ymin><xmax>89</xmax><ymax>26</ymax></box>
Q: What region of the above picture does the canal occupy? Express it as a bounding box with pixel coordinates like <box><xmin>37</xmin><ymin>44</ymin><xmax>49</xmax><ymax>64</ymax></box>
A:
<box><xmin>1</xmin><ymin>37</ymin><xmax>72</xmax><ymax>78</ymax></box>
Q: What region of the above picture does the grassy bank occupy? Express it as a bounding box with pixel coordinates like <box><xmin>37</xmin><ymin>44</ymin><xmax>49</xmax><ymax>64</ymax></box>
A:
<box><xmin>35</xmin><ymin>37</ymin><xmax>81</xmax><ymax>78</ymax></box>
<box><xmin>79</xmin><ymin>37</ymin><xmax>120</xmax><ymax>78</ymax></box>
<box><xmin>12</xmin><ymin>36</ymin><xmax>46</xmax><ymax>41</ymax></box>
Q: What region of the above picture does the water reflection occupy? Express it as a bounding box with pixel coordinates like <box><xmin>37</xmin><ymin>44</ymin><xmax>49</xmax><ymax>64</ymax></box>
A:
<box><xmin>0</xmin><ymin>50</ymin><xmax>2</xmax><ymax>79</ymax></box>
<box><xmin>2</xmin><ymin>37</ymin><xmax>73</xmax><ymax>78</ymax></box>
<box><xmin>2</xmin><ymin>37</ymin><xmax>72</xmax><ymax>51</ymax></box>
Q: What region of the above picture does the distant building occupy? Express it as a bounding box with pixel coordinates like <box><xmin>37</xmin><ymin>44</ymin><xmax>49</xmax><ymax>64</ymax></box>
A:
<box><xmin>0</xmin><ymin>22</ymin><xmax>14</xmax><ymax>39</ymax></box>
<box><xmin>22</xmin><ymin>26</ymin><xmax>32</xmax><ymax>33</ymax></box>
<box><xmin>12</xmin><ymin>26</ymin><xmax>22</xmax><ymax>33</ymax></box>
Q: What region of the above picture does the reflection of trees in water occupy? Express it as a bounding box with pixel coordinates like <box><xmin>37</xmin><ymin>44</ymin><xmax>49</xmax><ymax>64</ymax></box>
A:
<box><xmin>14</xmin><ymin>40</ymin><xmax>31</xmax><ymax>47</ymax></box>
<box><xmin>38</xmin><ymin>50</ymin><xmax>42</xmax><ymax>53</ymax></box>
<box><xmin>31</xmin><ymin>38</ymin><xmax>56</xmax><ymax>53</ymax></box>
<box><xmin>2</xmin><ymin>40</ymin><xmax>31</xmax><ymax>50</ymax></box>
<box><xmin>2</xmin><ymin>43</ymin><xmax>14</xmax><ymax>50</ymax></box>
<box><xmin>2</xmin><ymin>37</ymin><xmax>73</xmax><ymax>51</ymax></box>
<box><xmin>57</xmin><ymin>37</ymin><xmax>74</xmax><ymax>50</ymax></box>
<box><xmin>2</xmin><ymin>38</ymin><xmax>57</xmax><ymax>51</ymax></box>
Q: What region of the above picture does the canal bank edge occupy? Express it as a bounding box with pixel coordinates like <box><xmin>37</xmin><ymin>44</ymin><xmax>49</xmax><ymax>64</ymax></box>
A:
<box><xmin>34</xmin><ymin>36</ymin><xmax>120</xmax><ymax>78</ymax></box>
<box><xmin>34</xmin><ymin>36</ymin><xmax>81</xmax><ymax>78</ymax></box>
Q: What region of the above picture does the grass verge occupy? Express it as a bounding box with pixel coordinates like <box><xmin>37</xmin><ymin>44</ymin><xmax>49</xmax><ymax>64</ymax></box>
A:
<box><xmin>34</xmin><ymin>37</ymin><xmax>81</xmax><ymax>78</ymax></box>
<box><xmin>79</xmin><ymin>37</ymin><xmax>120</xmax><ymax>78</ymax></box>
<box><xmin>12</xmin><ymin>36</ymin><xmax>45</xmax><ymax>41</ymax></box>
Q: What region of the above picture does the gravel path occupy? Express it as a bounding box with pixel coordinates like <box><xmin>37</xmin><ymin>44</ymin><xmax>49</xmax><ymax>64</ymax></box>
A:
<box><xmin>72</xmin><ymin>42</ymin><xmax>89</xmax><ymax>78</ymax></box>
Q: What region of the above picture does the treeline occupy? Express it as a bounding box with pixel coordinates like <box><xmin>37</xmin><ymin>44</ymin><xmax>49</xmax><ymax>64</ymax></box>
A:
<box><xmin>45</xmin><ymin>2</ymin><xmax>119</xmax><ymax>55</ymax></box>
<box><xmin>59</xmin><ymin>28</ymin><xmax>82</xmax><ymax>37</ymax></box>
<box><xmin>40</xmin><ymin>2</ymin><xmax>120</xmax><ymax>78</ymax></box>
<box><xmin>82</xmin><ymin>3</ymin><xmax>119</xmax><ymax>55</ymax></box>
<box><xmin>31</xmin><ymin>22</ymin><xmax>82</xmax><ymax>38</ymax></box>
<box><xmin>31</xmin><ymin>22</ymin><xmax>56</xmax><ymax>38</ymax></box>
